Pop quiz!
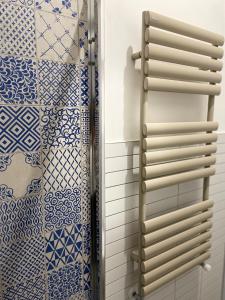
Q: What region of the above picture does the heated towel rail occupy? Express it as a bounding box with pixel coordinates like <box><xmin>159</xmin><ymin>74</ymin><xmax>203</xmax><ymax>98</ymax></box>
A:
<box><xmin>132</xmin><ymin>11</ymin><xmax>224</xmax><ymax>297</ymax></box>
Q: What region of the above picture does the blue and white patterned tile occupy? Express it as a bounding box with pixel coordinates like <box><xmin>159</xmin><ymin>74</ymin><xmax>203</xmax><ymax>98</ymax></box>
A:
<box><xmin>38</xmin><ymin>60</ymin><xmax>80</xmax><ymax>106</ymax></box>
<box><xmin>44</xmin><ymin>187</ymin><xmax>81</xmax><ymax>231</ymax></box>
<box><xmin>69</xmin><ymin>291</ymin><xmax>91</xmax><ymax>300</ymax></box>
<box><xmin>1</xmin><ymin>236</ymin><xmax>45</xmax><ymax>288</ymax></box>
<box><xmin>47</xmin><ymin>262</ymin><xmax>82</xmax><ymax>300</ymax></box>
<box><xmin>36</xmin><ymin>11</ymin><xmax>79</xmax><ymax>63</ymax></box>
<box><xmin>35</xmin><ymin>0</ymin><xmax>78</xmax><ymax>18</ymax></box>
<box><xmin>40</xmin><ymin>107</ymin><xmax>81</xmax><ymax>149</ymax></box>
<box><xmin>0</xmin><ymin>152</ymin><xmax>41</xmax><ymax>200</ymax></box>
<box><xmin>80</xmin><ymin>66</ymin><xmax>89</xmax><ymax>106</ymax></box>
<box><xmin>2</xmin><ymin>275</ymin><xmax>45</xmax><ymax>300</ymax></box>
<box><xmin>4</xmin><ymin>0</ymin><xmax>35</xmax><ymax>7</ymax></box>
<box><xmin>79</xmin><ymin>21</ymin><xmax>88</xmax><ymax>65</ymax></box>
<box><xmin>45</xmin><ymin>224</ymin><xmax>82</xmax><ymax>271</ymax></box>
<box><xmin>81</xmin><ymin>145</ymin><xmax>90</xmax><ymax>223</ymax></box>
<box><xmin>83</xmin><ymin>223</ymin><xmax>91</xmax><ymax>256</ymax></box>
<box><xmin>0</xmin><ymin>3</ymin><xmax>36</xmax><ymax>57</ymax></box>
<box><xmin>0</xmin><ymin>56</ymin><xmax>37</xmax><ymax>105</ymax></box>
<box><xmin>83</xmin><ymin>259</ymin><xmax>91</xmax><ymax>292</ymax></box>
<box><xmin>0</xmin><ymin>195</ymin><xmax>42</xmax><ymax>244</ymax></box>
<box><xmin>80</xmin><ymin>108</ymin><xmax>90</xmax><ymax>144</ymax></box>
<box><xmin>42</xmin><ymin>148</ymin><xmax>81</xmax><ymax>192</ymax></box>
<box><xmin>0</xmin><ymin>106</ymin><xmax>40</xmax><ymax>153</ymax></box>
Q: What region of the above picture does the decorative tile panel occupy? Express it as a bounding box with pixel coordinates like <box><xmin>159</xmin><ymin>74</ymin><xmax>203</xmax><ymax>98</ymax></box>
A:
<box><xmin>38</xmin><ymin>60</ymin><xmax>80</xmax><ymax>106</ymax></box>
<box><xmin>36</xmin><ymin>0</ymin><xmax>78</xmax><ymax>18</ymax></box>
<box><xmin>40</xmin><ymin>107</ymin><xmax>80</xmax><ymax>149</ymax></box>
<box><xmin>42</xmin><ymin>148</ymin><xmax>81</xmax><ymax>192</ymax></box>
<box><xmin>80</xmin><ymin>66</ymin><xmax>89</xmax><ymax>106</ymax></box>
<box><xmin>36</xmin><ymin>11</ymin><xmax>79</xmax><ymax>63</ymax></box>
<box><xmin>0</xmin><ymin>56</ymin><xmax>37</xmax><ymax>105</ymax></box>
<box><xmin>0</xmin><ymin>152</ymin><xmax>41</xmax><ymax>200</ymax></box>
<box><xmin>0</xmin><ymin>3</ymin><xmax>36</xmax><ymax>57</ymax></box>
<box><xmin>5</xmin><ymin>0</ymin><xmax>35</xmax><ymax>7</ymax></box>
<box><xmin>79</xmin><ymin>21</ymin><xmax>88</xmax><ymax>64</ymax></box>
<box><xmin>83</xmin><ymin>259</ymin><xmax>91</xmax><ymax>292</ymax></box>
<box><xmin>1</xmin><ymin>236</ymin><xmax>45</xmax><ymax>288</ymax></box>
<box><xmin>44</xmin><ymin>187</ymin><xmax>81</xmax><ymax>231</ymax></box>
<box><xmin>45</xmin><ymin>224</ymin><xmax>82</xmax><ymax>271</ymax></box>
<box><xmin>2</xmin><ymin>275</ymin><xmax>45</xmax><ymax>300</ymax></box>
<box><xmin>0</xmin><ymin>106</ymin><xmax>40</xmax><ymax>153</ymax></box>
<box><xmin>47</xmin><ymin>263</ymin><xmax>82</xmax><ymax>300</ymax></box>
<box><xmin>81</xmin><ymin>108</ymin><xmax>90</xmax><ymax>144</ymax></box>
<box><xmin>0</xmin><ymin>195</ymin><xmax>42</xmax><ymax>244</ymax></box>
<box><xmin>83</xmin><ymin>223</ymin><xmax>91</xmax><ymax>256</ymax></box>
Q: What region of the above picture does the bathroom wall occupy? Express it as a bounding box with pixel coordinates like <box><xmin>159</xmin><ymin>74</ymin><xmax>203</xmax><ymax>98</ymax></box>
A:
<box><xmin>0</xmin><ymin>0</ymin><xmax>92</xmax><ymax>299</ymax></box>
<box><xmin>99</xmin><ymin>0</ymin><xmax>225</xmax><ymax>299</ymax></box>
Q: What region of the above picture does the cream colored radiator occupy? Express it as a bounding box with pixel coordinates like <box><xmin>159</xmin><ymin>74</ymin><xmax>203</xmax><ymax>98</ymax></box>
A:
<box><xmin>131</xmin><ymin>11</ymin><xmax>224</xmax><ymax>298</ymax></box>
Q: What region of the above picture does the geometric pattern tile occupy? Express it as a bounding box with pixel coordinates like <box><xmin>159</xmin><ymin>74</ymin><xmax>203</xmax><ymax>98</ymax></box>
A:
<box><xmin>0</xmin><ymin>106</ymin><xmax>40</xmax><ymax>153</ymax></box>
<box><xmin>6</xmin><ymin>0</ymin><xmax>35</xmax><ymax>7</ymax></box>
<box><xmin>2</xmin><ymin>275</ymin><xmax>45</xmax><ymax>300</ymax></box>
<box><xmin>40</xmin><ymin>107</ymin><xmax>80</xmax><ymax>149</ymax></box>
<box><xmin>0</xmin><ymin>56</ymin><xmax>37</xmax><ymax>105</ymax></box>
<box><xmin>83</xmin><ymin>223</ymin><xmax>91</xmax><ymax>256</ymax></box>
<box><xmin>45</xmin><ymin>224</ymin><xmax>82</xmax><ymax>271</ymax></box>
<box><xmin>36</xmin><ymin>0</ymin><xmax>78</xmax><ymax>18</ymax></box>
<box><xmin>79</xmin><ymin>20</ymin><xmax>88</xmax><ymax>65</ymax></box>
<box><xmin>36</xmin><ymin>11</ymin><xmax>79</xmax><ymax>63</ymax></box>
<box><xmin>1</xmin><ymin>236</ymin><xmax>45</xmax><ymax>288</ymax></box>
<box><xmin>80</xmin><ymin>66</ymin><xmax>89</xmax><ymax>106</ymax></box>
<box><xmin>69</xmin><ymin>291</ymin><xmax>91</xmax><ymax>300</ymax></box>
<box><xmin>0</xmin><ymin>152</ymin><xmax>42</xmax><ymax>200</ymax></box>
<box><xmin>42</xmin><ymin>148</ymin><xmax>81</xmax><ymax>192</ymax></box>
<box><xmin>83</xmin><ymin>259</ymin><xmax>91</xmax><ymax>292</ymax></box>
<box><xmin>81</xmin><ymin>108</ymin><xmax>89</xmax><ymax>144</ymax></box>
<box><xmin>38</xmin><ymin>60</ymin><xmax>80</xmax><ymax>106</ymax></box>
<box><xmin>0</xmin><ymin>3</ymin><xmax>36</xmax><ymax>57</ymax></box>
<box><xmin>47</xmin><ymin>262</ymin><xmax>82</xmax><ymax>300</ymax></box>
<box><xmin>0</xmin><ymin>195</ymin><xmax>43</xmax><ymax>244</ymax></box>
<box><xmin>44</xmin><ymin>187</ymin><xmax>81</xmax><ymax>231</ymax></box>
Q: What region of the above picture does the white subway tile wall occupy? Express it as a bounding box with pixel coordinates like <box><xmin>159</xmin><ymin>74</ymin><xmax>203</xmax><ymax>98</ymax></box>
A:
<box><xmin>105</xmin><ymin>133</ymin><xmax>225</xmax><ymax>300</ymax></box>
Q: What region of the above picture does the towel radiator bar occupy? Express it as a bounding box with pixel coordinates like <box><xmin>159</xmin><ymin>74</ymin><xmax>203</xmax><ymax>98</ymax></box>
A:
<box><xmin>132</xmin><ymin>11</ymin><xmax>224</xmax><ymax>298</ymax></box>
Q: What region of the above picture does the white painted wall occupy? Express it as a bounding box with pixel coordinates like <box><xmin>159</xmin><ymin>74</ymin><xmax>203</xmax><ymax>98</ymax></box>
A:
<box><xmin>103</xmin><ymin>0</ymin><xmax>225</xmax><ymax>142</ymax></box>
<box><xmin>99</xmin><ymin>0</ymin><xmax>225</xmax><ymax>299</ymax></box>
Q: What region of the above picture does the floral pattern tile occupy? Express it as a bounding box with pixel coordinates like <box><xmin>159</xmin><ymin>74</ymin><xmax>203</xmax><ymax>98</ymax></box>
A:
<box><xmin>44</xmin><ymin>187</ymin><xmax>81</xmax><ymax>231</ymax></box>
<box><xmin>36</xmin><ymin>10</ymin><xmax>79</xmax><ymax>63</ymax></box>
<box><xmin>2</xmin><ymin>275</ymin><xmax>45</xmax><ymax>300</ymax></box>
<box><xmin>0</xmin><ymin>106</ymin><xmax>40</xmax><ymax>153</ymax></box>
<box><xmin>0</xmin><ymin>3</ymin><xmax>36</xmax><ymax>57</ymax></box>
<box><xmin>0</xmin><ymin>56</ymin><xmax>37</xmax><ymax>105</ymax></box>
<box><xmin>79</xmin><ymin>21</ymin><xmax>88</xmax><ymax>64</ymax></box>
<box><xmin>36</xmin><ymin>0</ymin><xmax>78</xmax><ymax>18</ymax></box>
<box><xmin>45</xmin><ymin>224</ymin><xmax>82</xmax><ymax>271</ymax></box>
<box><xmin>1</xmin><ymin>236</ymin><xmax>45</xmax><ymax>288</ymax></box>
<box><xmin>0</xmin><ymin>195</ymin><xmax>43</xmax><ymax>244</ymax></box>
<box><xmin>42</xmin><ymin>147</ymin><xmax>81</xmax><ymax>192</ymax></box>
<box><xmin>47</xmin><ymin>263</ymin><xmax>82</xmax><ymax>300</ymax></box>
<box><xmin>40</xmin><ymin>107</ymin><xmax>81</xmax><ymax>149</ymax></box>
<box><xmin>0</xmin><ymin>152</ymin><xmax>41</xmax><ymax>200</ymax></box>
<box><xmin>38</xmin><ymin>60</ymin><xmax>80</xmax><ymax>106</ymax></box>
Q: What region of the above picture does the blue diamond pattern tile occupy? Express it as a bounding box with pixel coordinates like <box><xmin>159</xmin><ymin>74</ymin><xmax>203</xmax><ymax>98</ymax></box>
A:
<box><xmin>42</xmin><ymin>148</ymin><xmax>81</xmax><ymax>192</ymax></box>
<box><xmin>40</xmin><ymin>107</ymin><xmax>80</xmax><ymax>149</ymax></box>
<box><xmin>80</xmin><ymin>66</ymin><xmax>89</xmax><ymax>106</ymax></box>
<box><xmin>48</xmin><ymin>263</ymin><xmax>82</xmax><ymax>300</ymax></box>
<box><xmin>38</xmin><ymin>60</ymin><xmax>80</xmax><ymax>106</ymax></box>
<box><xmin>0</xmin><ymin>106</ymin><xmax>40</xmax><ymax>153</ymax></box>
<box><xmin>44</xmin><ymin>187</ymin><xmax>81</xmax><ymax>231</ymax></box>
<box><xmin>0</xmin><ymin>195</ymin><xmax>43</xmax><ymax>244</ymax></box>
<box><xmin>0</xmin><ymin>3</ymin><xmax>36</xmax><ymax>57</ymax></box>
<box><xmin>2</xmin><ymin>275</ymin><xmax>45</xmax><ymax>300</ymax></box>
<box><xmin>1</xmin><ymin>236</ymin><xmax>45</xmax><ymax>288</ymax></box>
<box><xmin>35</xmin><ymin>0</ymin><xmax>78</xmax><ymax>18</ymax></box>
<box><xmin>45</xmin><ymin>224</ymin><xmax>82</xmax><ymax>271</ymax></box>
<box><xmin>0</xmin><ymin>56</ymin><xmax>37</xmax><ymax>105</ymax></box>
